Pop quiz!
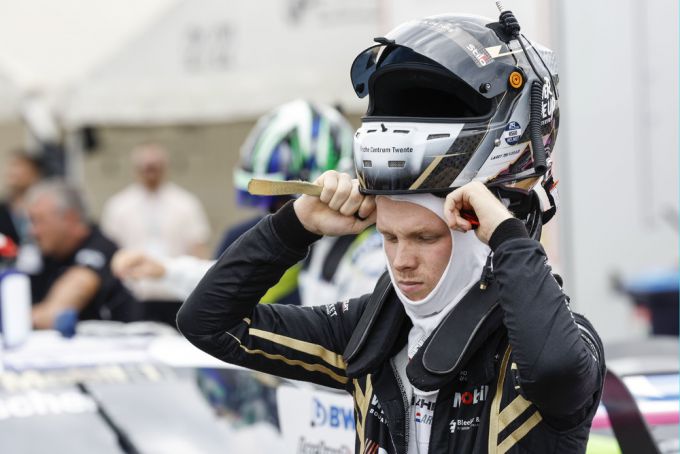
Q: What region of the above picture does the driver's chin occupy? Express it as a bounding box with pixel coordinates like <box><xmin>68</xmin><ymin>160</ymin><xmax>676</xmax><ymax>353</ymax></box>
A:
<box><xmin>400</xmin><ymin>283</ymin><xmax>432</xmax><ymax>302</ymax></box>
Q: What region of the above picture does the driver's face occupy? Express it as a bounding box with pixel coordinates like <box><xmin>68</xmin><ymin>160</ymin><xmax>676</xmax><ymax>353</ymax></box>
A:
<box><xmin>376</xmin><ymin>197</ymin><xmax>451</xmax><ymax>301</ymax></box>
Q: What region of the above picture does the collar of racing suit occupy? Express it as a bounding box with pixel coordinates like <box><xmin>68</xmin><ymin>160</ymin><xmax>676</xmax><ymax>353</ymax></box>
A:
<box><xmin>343</xmin><ymin>270</ymin><xmax>503</xmax><ymax>390</ymax></box>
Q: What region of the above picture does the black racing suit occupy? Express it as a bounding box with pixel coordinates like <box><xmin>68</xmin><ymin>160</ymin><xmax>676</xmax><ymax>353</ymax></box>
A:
<box><xmin>177</xmin><ymin>202</ymin><xmax>605</xmax><ymax>454</ymax></box>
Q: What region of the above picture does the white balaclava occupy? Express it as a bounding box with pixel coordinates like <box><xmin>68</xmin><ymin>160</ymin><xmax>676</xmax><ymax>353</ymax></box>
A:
<box><xmin>382</xmin><ymin>194</ymin><xmax>490</xmax><ymax>359</ymax></box>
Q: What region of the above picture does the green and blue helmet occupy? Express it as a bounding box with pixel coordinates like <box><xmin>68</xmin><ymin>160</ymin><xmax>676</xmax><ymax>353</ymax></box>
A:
<box><xmin>234</xmin><ymin>99</ymin><xmax>354</xmax><ymax>210</ymax></box>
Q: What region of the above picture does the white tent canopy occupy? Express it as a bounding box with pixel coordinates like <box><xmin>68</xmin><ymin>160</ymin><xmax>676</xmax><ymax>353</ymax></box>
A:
<box><xmin>63</xmin><ymin>0</ymin><xmax>553</xmax><ymax>127</ymax></box>
<box><xmin>0</xmin><ymin>0</ymin><xmax>178</xmax><ymax>125</ymax></box>
<box><xmin>0</xmin><ymin>0</ymin><xmax>175</xmax><ymax>98</ymax></box>
<box><xmin>0</xmin><ymin>0</ymin><xmax>550</xmax><ymax>127</ymax></box>
<box><xmin>61</xmin><ymin>0</ymin><xmax>378</xmax><ymax>126</ymax></box>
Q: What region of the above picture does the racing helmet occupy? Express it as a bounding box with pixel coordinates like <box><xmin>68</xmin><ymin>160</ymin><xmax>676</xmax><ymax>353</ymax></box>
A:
<box><xmin>234</xmin><ymin>99</ymin><xmax>354</xmax><ymax>210</ymax></box>
<box><xmin>350</xmin><ymin>12</ymin><xmax>560</xmax><ymax>234</ymax></box>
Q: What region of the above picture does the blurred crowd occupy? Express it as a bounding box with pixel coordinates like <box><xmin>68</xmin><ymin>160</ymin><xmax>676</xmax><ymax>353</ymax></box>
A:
<box><xmin>0</xmin><ymin>98</ymin><xmax>675</xmax><ymax>338</ymax></box>
<box><xmin>0</xmin><ymin>100</ymin><xmax>388</xmax><ymax>335</ymax></box>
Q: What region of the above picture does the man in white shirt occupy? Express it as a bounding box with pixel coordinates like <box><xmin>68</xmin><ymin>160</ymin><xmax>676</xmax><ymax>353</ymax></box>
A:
<box><xmin>101</xmin><ymin>143</ymin><xmax>210</xmax><ymax>304</ymax></box>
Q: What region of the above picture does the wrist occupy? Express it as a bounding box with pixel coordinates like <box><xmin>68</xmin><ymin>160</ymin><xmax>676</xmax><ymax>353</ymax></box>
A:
<box><xmin>489</xmin><ymin>217</ymin><xmax>529</xmax><ymax>251</ymax></box>
<box><xmin>273</xmin><ymin>200</ymin><xmax>322</xmax><ymax>248</ymax></box>
<box><xmin>292</xmin><ymin>198</ymin><xmax>319</xmax><ymax>235</ymax></box>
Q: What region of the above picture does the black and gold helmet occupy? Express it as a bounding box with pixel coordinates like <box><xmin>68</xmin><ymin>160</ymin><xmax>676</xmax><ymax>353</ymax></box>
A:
<box><xmin>350</xmin><ymin>13</ymin><xmax>559</xmax><ymax>204</ymax></box>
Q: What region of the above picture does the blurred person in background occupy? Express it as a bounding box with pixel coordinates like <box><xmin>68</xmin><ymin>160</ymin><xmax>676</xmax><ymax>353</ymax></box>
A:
<box><xmin>101</xmin><ymin>142</ymin><xmax>211</xmax><ymax>325</ymax></box>
<box><xmin>26</xmin><ymin>179</ymin><xmax>136</xmax><ymax>329</ymax></box>
<box><xmin>224</xmin><ymin>99</ymin><xmax>385</xmax><ymax>305</ymax></box>
<box><xmin>101</xmin><ymin>142</ymin><xmax>211</xmax><ymax>259</ymax></box>
<box><xmin>219</xmin><ymin>99</ymin><xmax>356</xmax><ymax>256</ymax></box>
<box><xmin>0</xmin><ymin>150</ymin><xmax>43</xmax><ymax>246</ymax></box>
<box><xmin>111</xmin><ymin>250</ymin><xmax>211</xmax><ymax>301</ymax></box>
<box><xmin>111</xmin><ymin>100</ymin><xmax>385</xmax><ymax>309</ymax></box>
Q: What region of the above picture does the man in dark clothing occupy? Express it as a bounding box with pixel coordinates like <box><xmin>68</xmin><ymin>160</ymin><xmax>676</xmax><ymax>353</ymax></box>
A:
<box><xmin>178</xmin><ymin>12</ymin><xmax>605</xmax><ymax>454</ymax></box>
<box><xmin>178</xmin><ymin>173</ymin><xmax>604</xmax><ymax>454</ymax></box>
<box><xmin>0</xmin><ymin>150</ymin><xmax>43</xmax><ymax>245</ymax></box>
<box><xmin>26</xmin><ymin>180</ymin><xmax>136</xmax><ymax>328</ymax></box>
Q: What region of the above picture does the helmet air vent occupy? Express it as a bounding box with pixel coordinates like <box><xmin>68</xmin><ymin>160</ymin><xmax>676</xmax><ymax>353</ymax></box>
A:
<box><xmin>388</xmin><ymin>161</ymin><xmax>405</xmax><ymax>168</ymax></box>
<box><xmin>426</xmin><ymin>133</ymin><xmax>450</xmax><ymax>140</ymax></box>
<box><xmin>393</xmin><ymin>129</ymin><xmax>410</xmax><ymax>134</ymax></box>
<box><xmin>363</xmin><ymin>160</ymin><xmax>373</xmax><ymax>168</ymax></box>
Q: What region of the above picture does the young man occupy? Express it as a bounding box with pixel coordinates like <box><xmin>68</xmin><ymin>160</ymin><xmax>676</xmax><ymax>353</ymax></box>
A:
<box><xmin>178</xmin><ymin>13</ymin><xmax>604</xmax><ymax>454</ymax></box>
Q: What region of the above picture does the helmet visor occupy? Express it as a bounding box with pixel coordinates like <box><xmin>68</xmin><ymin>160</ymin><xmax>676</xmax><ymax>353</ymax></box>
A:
<box><xmin>351</xmin><ymin>16</ymin><xmax>516</xmax><ymax>99</ymax></box>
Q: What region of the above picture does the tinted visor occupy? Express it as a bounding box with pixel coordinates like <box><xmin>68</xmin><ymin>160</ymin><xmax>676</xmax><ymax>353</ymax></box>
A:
<box><xmin>350</xmin><ymin>16</ymin><xmax>516</xmax><ymax>99</ymax></box>
<box><xmin>369</xmin><ymin>65</ymin><xmax>494</xmax><ymax>118</ymax></box>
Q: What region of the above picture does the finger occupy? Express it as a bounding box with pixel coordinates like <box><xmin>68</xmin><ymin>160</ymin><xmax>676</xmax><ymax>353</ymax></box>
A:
<box><xmin>112</xmin><ymin>252</ymin><xmax>140</xmax><ymax>277</ymax></box>
<box><xmin>312</xmin><ymin>173</ymin><xmax>324</xmax><ymax>185</ymax></box>
<box><xmin>119</xmin><ymin>264</ymin><xmax>140</xmax><ymax>280</ymax></box>
<box><xmin>351</xmin><ymin>210</ymin><xmax>377</xmax><ymax>233</ymax></box>
<box><xmin>339</xmin><ymin>180</ymin><xmax>363</xmax><ymax>216</ymax></box>
<box><xmin>319</xmin><ymin>171</ymin><xmax>338</xmax><ymax>204</ymax></box>
<box><xmin>328</xmin><ymin>173</ymin><xmax>353</xmax><ymax>211</ymax></box>
<box><xmin>445</xmin><ymin>189</ymin><xmax>464</xmax><ymax>228</ymax></box>
<box><xmin>357</xmin><ymin>195</ymin><xmax>377</xmax><ymax>220</ymax></box>
<box><xmin>445</xmin><ymin>194</ymin><xmax>471</xmax><ymax>232</ymax></box>
<box><xmin>443</xmin><ymin>192</ymin><xmax>457</xmax><ymax>228</ymax></box>
<box><xmin>454</xmin><ymin>212</ymin><xmax>473</xmax><ymax>232</ymax></box>
<box><xmin>451</xmin><ymin>186</ymin><xmax>472</xmax><ymax>209</ymax></box>
<box><xmin>127</xmin><ymin>261</ymin><xmax>156</xmax><ymax>280</ymax></box>
<box><xmin>454</xmin><ymin>197</ymin><xmax>474</xmax><ymax>231</ymax></box>
<box><xmin>111</xmin><ymin>259</ymin><xmax>125</xmax><ymax>277</ymax></box>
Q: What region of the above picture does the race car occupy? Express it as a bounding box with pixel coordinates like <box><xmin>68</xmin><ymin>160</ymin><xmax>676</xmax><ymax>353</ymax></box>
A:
<box><xmin>1</xmin><ymin>324</ymin><xmax>676</xmax><ymax>453</ymax></box>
